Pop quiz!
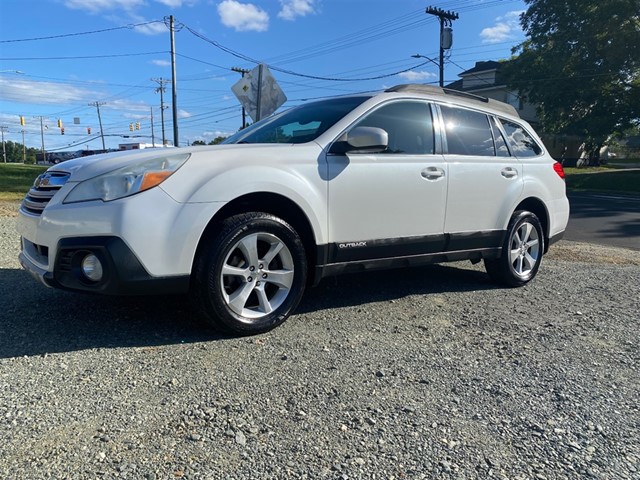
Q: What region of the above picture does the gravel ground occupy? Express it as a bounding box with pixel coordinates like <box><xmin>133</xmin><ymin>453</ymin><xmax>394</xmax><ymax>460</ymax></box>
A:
<box><xmin>0</xmin><ymin>203</ymin><xmax>638</xmax><ymax>480</ymax></box>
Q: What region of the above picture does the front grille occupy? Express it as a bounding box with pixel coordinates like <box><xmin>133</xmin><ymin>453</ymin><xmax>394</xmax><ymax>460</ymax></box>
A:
<box><xmin>21</xmin><ymin>171</ymin><xmax>70</xmax><ymax>216</ymax></box>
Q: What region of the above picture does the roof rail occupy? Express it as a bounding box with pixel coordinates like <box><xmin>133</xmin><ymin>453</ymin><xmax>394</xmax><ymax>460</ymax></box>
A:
<box><xmin>384</xmin><ymin>84</ymin><xmax>518</xmax><ymax>117</ymax></box>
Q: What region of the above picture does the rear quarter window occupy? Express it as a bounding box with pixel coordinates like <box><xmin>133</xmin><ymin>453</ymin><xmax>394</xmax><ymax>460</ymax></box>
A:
<box><xmin>499</xmin><ymin>119</ymin><xmax>543</xmax><ymax>157</ymax></box>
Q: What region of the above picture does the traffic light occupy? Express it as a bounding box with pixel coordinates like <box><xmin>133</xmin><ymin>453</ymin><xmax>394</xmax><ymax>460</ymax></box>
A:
<box><xmin>61</xmin><ymin>127</ymin><xmax>65</xmax><ymax>135</ymax></box>
<box><xmin>129</xmin><ymin>123</ymin><xmax>134</xmax><ymax>131</ymax></box>
<box><xmin>135</xmin><ymin>122</ymin><xmax>140</xmax><ymax>130</ymax></box>
<box><xmin>57</xmin><ymin>119</ymin><xmax>62</xmax><ymax>128</ymax></box>
<box><xmin>87</xmin><ymin>127</ymin><xmax>91</xmax><ymax>134</ymax></box>
<box><xmin>20</xmin><ymin>115</ymin><xmax>25</xmax><ymax>126</ymax></box>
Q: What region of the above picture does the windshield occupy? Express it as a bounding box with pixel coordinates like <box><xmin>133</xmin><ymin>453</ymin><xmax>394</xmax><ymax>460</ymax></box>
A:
<box><xmin>223</xmin><ymin>96</ymin><xmax>371</xmax><ymax>145</ymax></box>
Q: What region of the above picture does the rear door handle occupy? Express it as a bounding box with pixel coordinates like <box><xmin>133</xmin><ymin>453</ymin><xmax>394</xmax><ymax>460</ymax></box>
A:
<box><xmin>501</xmin><ymin>167</ymin><xmax>518</xmax><ymax>179</ymax></box>
<box><xmin>421</xmin><ymin>166</ymin><xmax>445</xmax><ymax>181</ymax></box>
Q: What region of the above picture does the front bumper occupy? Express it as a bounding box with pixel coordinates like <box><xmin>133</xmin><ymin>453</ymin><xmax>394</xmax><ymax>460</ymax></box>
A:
<box><xmin>20</xmin><ymin>235</ymin><xmax>190</xmax><ymax>295</ymax></box>
<box><xmin>17</xmin><ymin>185</ymin><xmax>223</xmax><ymax>295</ymax></box>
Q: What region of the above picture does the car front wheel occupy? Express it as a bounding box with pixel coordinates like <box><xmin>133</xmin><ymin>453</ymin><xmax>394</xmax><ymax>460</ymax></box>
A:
<box><xmin>193</xmin><ymin>212</ymin><xmax>307</xmax><ymax>335</ymax></box>
<box><xmin>485</xmin><ymin>210</ymin><xmax>544</xmax><ymax>287</ymax></box>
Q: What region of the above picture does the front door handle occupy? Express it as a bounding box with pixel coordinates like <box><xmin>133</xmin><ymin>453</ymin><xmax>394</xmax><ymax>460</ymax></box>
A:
<box><xmin>501</xmin><ymin>167</ymin><xmax>518</xmax><ymax>179</ymax></box>
<box><xmin>421</xmin><ymin>166</ymin><xmax>445</xmax><ymax>181</ymax></box>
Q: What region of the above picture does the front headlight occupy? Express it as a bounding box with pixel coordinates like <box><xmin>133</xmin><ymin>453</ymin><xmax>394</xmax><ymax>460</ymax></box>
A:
<box><xmin>64</xmin><ymin>153</ymin><xmax>190</xmax><ymax>204</ymax></box>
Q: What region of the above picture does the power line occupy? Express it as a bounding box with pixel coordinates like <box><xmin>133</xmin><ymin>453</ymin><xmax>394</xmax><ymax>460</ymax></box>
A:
<box><xmin>1</xmin><ymin>51</ymin><xmax>169</xmax><ymax>61</ymax></box>
<box><xmin>0</xmin><ymin>21</ymin><xmax>165</xmax><ymax>43</ymax></box>
<box><xmin>179</xmin><ymin>24</ymin><xmax>440</xmax><ymax>82</ymax></box>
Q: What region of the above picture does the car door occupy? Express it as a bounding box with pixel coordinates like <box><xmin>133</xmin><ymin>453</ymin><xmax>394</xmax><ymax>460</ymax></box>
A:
<box><xmin>438</xmin><ymin>105</ymin><xmax>523</xmax><ymax>250</ymax></box>
<box><xmin>326</xmin><ymin>100</ymin><xmax>448</xmax><ymax>262</ymax></box>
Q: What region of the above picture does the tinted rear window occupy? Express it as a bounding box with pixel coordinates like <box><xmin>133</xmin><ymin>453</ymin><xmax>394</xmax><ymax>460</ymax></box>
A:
<box><xmin>441</xmin><ymin>106</ymin><xmax>495</xmax><ymax>156</ymax></box>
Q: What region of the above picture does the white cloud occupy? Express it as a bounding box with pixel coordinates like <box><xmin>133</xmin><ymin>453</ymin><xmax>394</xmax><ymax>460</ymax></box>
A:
<box><xmin>134</xmin><ymin>21</ymin><xmax>168</xmax><ymax>35</ymax></box>
<box><xmin>64</xmin><ymin>0</ymin><xmax>145</xmax><ymax>14</ymax></box>
<box><xmin>64</xmin><ymin>0</ymin><xmax>194</xmax><ymax>12</ymax></box>
<box><xmin>105</xmin><ymin>99</ymin><xmax>151</xmax><ymax>113</ymax></box>
<box><xmin>155</xmin><ymin>0</ymin><xmax>186</xmax><ymax>7</ymax></box>
<box><xmin>218</xmin><ymin>0</ymin><xmax>269</xmax><ymax>32</ymax></box>
<box><xmin>480</xmin><ymin>11</ymin><xmax>524</xmax><ymax>44</ymax></box>
<box><xmin>123</xmin><ymin>113</ymin><xmax>150</xmax><ymax>120</ymax></box>
<box><xmin>0</xmin><ymin>78</ymin><xmax>99</xmax><ymax>105</ymax></box>
<box><xmin>278</xmin><ymin>0</ymin><xmax>316</xmax><ymax>21</ymax></box>
<box><xmin>203</xmin><ymin>130</ymin><xmax>233</xmax><ymax>138</ymax></box>
<box><xmin>151</xmin><ymin>59</ymin><xmax>172</xmax><ymax>67</ymax></box>
<box><xmin>398</xmin><ymin>71</ymin><xmax>436</xmax><ymax>82</ymax></box>
<box><xmin>177</xmin><ymin>109</ymin><xmax>192</xmax><ymax>119</ymax></box>
<box><xmin>64</xmin><ymin>2</ymin><xmax>168</xmax><ymax>35</ymax></box>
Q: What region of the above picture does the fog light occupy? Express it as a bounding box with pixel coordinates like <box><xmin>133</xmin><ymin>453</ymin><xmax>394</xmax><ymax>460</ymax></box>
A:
<box><xmin>81</xmin><ymin>254</ymin><xmax>103</xmax><ymax>282</ymax></box>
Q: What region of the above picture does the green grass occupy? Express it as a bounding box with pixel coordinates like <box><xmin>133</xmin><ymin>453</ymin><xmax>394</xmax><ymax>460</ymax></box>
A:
<box><xmin>0</xmin><ymin>164</ymin><xmax>48</xmax><ymax>201</ymax></box>
<box><xmin>565</xmin><ymin>169</ymin><xmax>640</xmax><ymax>195</ymax></box>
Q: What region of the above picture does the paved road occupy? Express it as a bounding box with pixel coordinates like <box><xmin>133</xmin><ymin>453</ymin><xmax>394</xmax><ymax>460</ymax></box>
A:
<box><xmin>566</xmin><ymin>192</ymin><xmax>640</xmax><ymax>250</ymax></box>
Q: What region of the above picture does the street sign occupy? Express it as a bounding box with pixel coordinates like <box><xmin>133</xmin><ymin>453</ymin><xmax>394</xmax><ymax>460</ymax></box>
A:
<box><xmin>231</xmin><ymin>64</ymin><xmax>287</xmax><ymax>122</ymax></box>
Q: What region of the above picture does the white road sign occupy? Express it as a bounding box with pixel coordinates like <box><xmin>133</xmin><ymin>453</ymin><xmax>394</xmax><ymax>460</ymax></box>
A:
<box><xmin>231</xmin><ymin>64</ymin><xmax>287</xmax><ymax>122</ymax></box>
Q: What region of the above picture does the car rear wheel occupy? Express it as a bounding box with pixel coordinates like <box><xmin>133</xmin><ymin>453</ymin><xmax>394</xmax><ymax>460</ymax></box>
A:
<box><xmin>193</xmin><ymin>212</ymin><xmax>307</xmax><ymax>335</ymax></box>
<box><xmin>485</xmin><ymin>210</ymin><xmax>544</xmax><ymax>287</ymax></box>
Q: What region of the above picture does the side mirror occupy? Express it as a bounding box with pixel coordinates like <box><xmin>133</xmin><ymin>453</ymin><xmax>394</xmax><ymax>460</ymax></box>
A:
<box><xmin>330</xmin><ymin>126</ymin><xmax>389</xmax><ymax>154</ymax></box>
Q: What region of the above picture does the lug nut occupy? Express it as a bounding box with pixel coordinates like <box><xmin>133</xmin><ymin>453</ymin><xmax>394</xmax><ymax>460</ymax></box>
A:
<box><xmin>248</xmin><ymin>277</ymin><xmax>253</xmax><ymax>282</ymax></box>
<box><xmin>259</xmin><ymin>264</ymin><xmax>264</xmax><ymax>269</ymax></box>
<box><xmin>256</xmin><ymin>281</ymin><xmax>261</xmax><ymax>286</ymax></box>
<box><xmin>262</xmin><ymin>273</ymin><xmax>267</xmax><ymax>279</ymax></box>
<box><xmin>250</xmin><ymin>266</ymin><xmax>255</xmax><ymax>272</ymax></box>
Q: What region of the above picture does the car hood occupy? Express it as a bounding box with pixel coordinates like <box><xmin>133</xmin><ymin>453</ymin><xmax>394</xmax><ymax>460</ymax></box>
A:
<box><xmin>47</xmin><ymin>144</ymin><xmax>315</xmax><ymax>183</ymax></box>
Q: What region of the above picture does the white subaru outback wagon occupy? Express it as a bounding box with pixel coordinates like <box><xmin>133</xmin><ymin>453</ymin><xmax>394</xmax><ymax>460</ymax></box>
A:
<box><xmin>17</xmin><ymin>85</ymin><xmax>569</xmax><ymax>335</ymax></box>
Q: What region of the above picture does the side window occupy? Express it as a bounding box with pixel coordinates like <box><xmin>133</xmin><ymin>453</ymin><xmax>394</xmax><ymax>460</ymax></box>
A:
<box><xmin>353</xmin><ymin>101</ymin><xmax>434</xmax><ymax>154</ymax></box>
<box><xmin>490</xmin><ymin>117</ymin><xmax>510</xmax><ymax>157</ymax></box>
<box><xmin>441</xmin><ymin>106</ymin><xmax>495</xmax><ymax>156</ymax></box>
<box><xmin>499</xmin><ymin>119</ymin><xmax>542</xmax><ymax>157</ymax></box>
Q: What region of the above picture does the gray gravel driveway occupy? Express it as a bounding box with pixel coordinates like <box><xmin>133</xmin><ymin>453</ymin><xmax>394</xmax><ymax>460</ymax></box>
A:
<box><xmin>0</xmin><ymin>203</ymin><xmax>638</xmax><ymax>479</ymax></box>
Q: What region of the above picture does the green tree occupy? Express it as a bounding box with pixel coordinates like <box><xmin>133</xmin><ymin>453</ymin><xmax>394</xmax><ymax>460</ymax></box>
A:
<box><xmin>208</xmin><ymin>136</ymin><xmax>227</xmax><ymax>145</ymax></box>
<box><xmin>503</xmin><ymin>0</ymin><xmax>640</xmax><ymax>155</ymax></box>
<box><xmin>3</xmin><ymin>141</ymin><xmax>39</xmax><ymax>163</ymax></box>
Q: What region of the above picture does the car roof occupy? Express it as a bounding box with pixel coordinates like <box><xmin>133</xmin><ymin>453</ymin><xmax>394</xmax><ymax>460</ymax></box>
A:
<box><xmin>382</xmin><ymin>84</ymin><xmax>519</xmax><ymax>118</ymax></box>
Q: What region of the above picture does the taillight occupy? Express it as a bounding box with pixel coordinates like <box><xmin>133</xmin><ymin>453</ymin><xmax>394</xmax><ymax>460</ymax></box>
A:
<box><xmin>553</xmin><ymin>161</ymin><xmax>565</xmax><ymax>179</ymax></box>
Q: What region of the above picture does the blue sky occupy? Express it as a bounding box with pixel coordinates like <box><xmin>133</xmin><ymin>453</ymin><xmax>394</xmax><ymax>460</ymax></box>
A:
<box><xmin>0</xmin><ymin>0</ymin><xmax>527</xmax><ymax>151</ymax></box>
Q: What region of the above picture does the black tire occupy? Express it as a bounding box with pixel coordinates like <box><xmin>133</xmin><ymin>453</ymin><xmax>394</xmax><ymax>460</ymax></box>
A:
<box><xmin>485</xmin><ymin>210</ymin><xmax>544</xmax><ymax>287</ymax></box>
<box><xmin>193</xmin><ymin>212</ymin><xmax>307</xmax><ymax>335</ymax></box>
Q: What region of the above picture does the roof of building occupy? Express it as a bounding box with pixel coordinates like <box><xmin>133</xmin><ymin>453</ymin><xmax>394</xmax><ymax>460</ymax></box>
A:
<box><xmin>459</xmin><ymin>60</ymin><xmax>503</xmax><ymax>76</ymax></box>
<box><xmin>446</xmin><ymin>60</ymin><xmax>507</xmax><ymax>92</ymax></box>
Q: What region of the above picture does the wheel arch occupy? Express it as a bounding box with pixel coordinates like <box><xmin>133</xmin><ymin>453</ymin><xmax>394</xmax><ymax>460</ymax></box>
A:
<box><xmin>192</xmin><ymin>192</ymin><xmax>318</xmax><ymax>281</ymax></box>
<box><xmin>514</xmin><ymin>197</ymin><xmax>550</xmax><ymax>253</ymax></box>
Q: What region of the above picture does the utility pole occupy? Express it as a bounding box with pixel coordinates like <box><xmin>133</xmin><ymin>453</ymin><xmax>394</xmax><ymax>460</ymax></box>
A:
<box><xmin>256</xmin><ymin>63</ymin><xmax>264</xmax><ymax>122</ymax></box>
<box><xmin>0</xmin><ymin>126</ymin><xmax>7</xmax><ymax>163</ymax></box>
<box><xmin>34</xmin><ymin>116</ymin><xmax>47</xmax><ymax>163</ymax></box>
<box><xmin>21</xmin><ymin>129</ymin><xmax>26</xmax><ymax>163</ymax></box>
<box><xmin>425</xmin><ymin>6</ymin><xmax>459</xmax><ymax>87</ymax></box>
<box><xmin>231</xmin><ymin>67</ymin><xmax>250</xmax><ymax>128</ymax></box>
<box><xmin>88</xmin><ymin>101</ymin><xmax>107</xmax><ymax>151</ymax></box>
<box><xmin>150</xmin><ymin>107</ymin><xmax>156</xmax><ymax>147</ymax></box>
<box><xmin>152</xmin><ymin>78</ymin><xmax>169</xmax><ymax>145</ymax></box>
<box><xmin>169</xmin><ymin>15</ymin><xmax>179</xmax><ymax>147</ymax></box>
